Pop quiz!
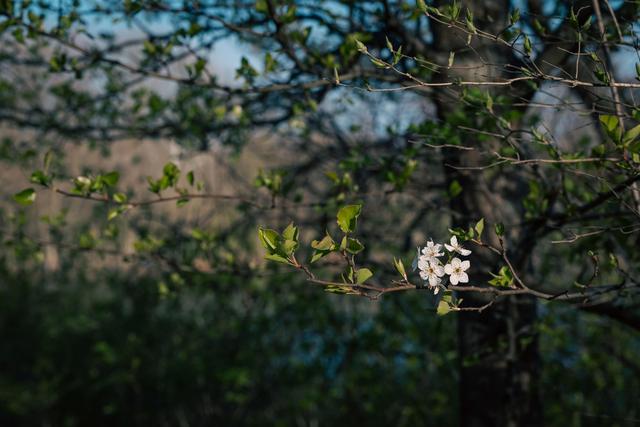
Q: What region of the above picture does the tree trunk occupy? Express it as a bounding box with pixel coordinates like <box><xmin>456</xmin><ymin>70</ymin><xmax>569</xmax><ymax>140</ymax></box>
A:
<box><xmin>430</xmin><ymin>1</ymin><xmax>542</xmax><ymax>425</ymax></box>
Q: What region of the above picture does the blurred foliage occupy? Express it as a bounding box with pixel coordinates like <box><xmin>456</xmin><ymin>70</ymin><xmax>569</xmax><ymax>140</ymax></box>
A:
<box><xmin>1</xmin><ymin>0</ymin><xmax>640</xmax><ymax>424</ymax></box>
<box><xmin>0</xmin><ymin>237</ymin><xmax>458</xmax><ymax>426</ymax></box>
<box><xmin>0</xmin><ymin>227</ymin><xmax>639</xmax><ymax>426</ymax></box>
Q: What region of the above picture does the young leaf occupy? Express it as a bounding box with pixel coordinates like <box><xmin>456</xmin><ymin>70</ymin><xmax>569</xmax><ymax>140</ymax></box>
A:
<box><xmin>523</xmin><ymin>35</ymin><xmax>532</xmax><ymax>56</ymax></box>
<box><xmin>281</xmin><ymin>239</ymin><xmax>298</xmax><ymax>256</ymax></box>
<box><xmin>258</xmin><ymin>228</ymin><xmax>280</xmax><ymax>251</ymax></box>
<box><xmin>311</xmin><ymin>234</ymin><xmax>335</xmax><ymax>251</ymax></box>
<box><xmin>448</xmin><ymin>51</ymin><xmax>455</xmax><ymax>68</ymax></box>
<box><xmin>13</xmin><ymin>188</ymin><xmax>36</xmax><ymax>205</ymax></box>
<box><xmin>107</xmin><ymin>208</ymin><xmax>122</xmax><ymax>221</ymax></box>
<box><xmin>113</xmin><ymin>193</ymin><xmax>127</xmax><ymax>204</ymax></box>
<box><xmin>623</xmin><ymin>124</ymin><xmax>640</xmax><ymax>145</ymax></box>
<box><xmin>355</xmin><ymin>268</ymin><xmax>373</xmax><ymax>284</ymax></box>
<box><xmin>394</xmin><ymin>257</ymin><xmax>407</xmax><ymax>280</ymax></box>
<box><xmin>282</xmin><ymin>222</ymin><xmax>299</xmax><ymax>242</ymax></box>
<box><xmin>310</xmin><ymin>233</ymin><xmax>336</xmax><ymax>263</ymax></box>
<box><xmin>599</xmin><ymin>115</ymin><xmax>622</xmax><ymax>142</ymax></box>
<box><xmin>448</xmin><ymin>180</ymin><xmax>462</xmax><ymax>198</ymax></box>
<box><xmin>474</xmin><ymin>218</ymin><xmax>485</xmax><ymax>238</ymax></box>
<box><xmin>264</xmin><ymin>253</ymin><xmax>290</xmax><ymax>264</ymax></box>
<box><xmin>336</xmin><ymin>204</ymin><xmax>362</xmax><ymax>233</ymax></box>
<box><xmin>437</xmin><ymin>300</ymin><xmax>452</xmax><ymax>316</ymax></box>
<box><xmin>30</xmin><ymin>170</ymin><xmax>50</xmax><ymax>186</ymax></box>
<box><xmin>102</xmin><ymin>171</ymin><xmax>120</xmax><ymax>187</ymax></box>
<box><xmin>509</xmin><ymin>8</ymin><xmax>520</xmax><ymax>26</ymax></box>
<box><xmin>345</xmin><ymin>237</ymin><xmax>364</xmax><ymax>254</ymax></box>
<box><xmin>355</xmin><ymin>39</ymin><xmax>367</xmax><ymax>53</ymax></box>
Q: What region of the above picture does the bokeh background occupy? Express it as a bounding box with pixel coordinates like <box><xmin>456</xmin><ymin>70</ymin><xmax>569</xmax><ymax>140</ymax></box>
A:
<box><xmin>1</xmin><ymin>0</ymin><xmax>640</xmax><ymax>425</ymax></box>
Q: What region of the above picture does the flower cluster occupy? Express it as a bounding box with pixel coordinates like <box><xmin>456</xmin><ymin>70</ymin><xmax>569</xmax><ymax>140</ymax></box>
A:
<box><xmin>416</xmin><ymin>236</ymin><xmax>472</xmax><ymax>295</ymax></box>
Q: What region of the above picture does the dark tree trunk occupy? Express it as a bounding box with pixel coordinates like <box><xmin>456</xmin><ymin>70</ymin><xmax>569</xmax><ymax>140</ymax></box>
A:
<box><xmin>430</xmin><ymin>2</ymin><xmax>542</xmax><ymax>425</ymax></box>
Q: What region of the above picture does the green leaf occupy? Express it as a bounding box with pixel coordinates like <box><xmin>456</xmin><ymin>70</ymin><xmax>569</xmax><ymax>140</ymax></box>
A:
<box><xmin>354</xmin><ymin>39</ymin><xmax>367</xmax><ymax>53</ymax></box>
<box><xmin>340</xmin><ymin>235</ymin><xmax>348</xmax><ymax>251</ymax></box>
<box><xmin>523</xmin><ymin>35</ymin><xmax>532</xmax><ymax>56</ymax></box>
<box><xmin>281</xmin><ymin>239</ymin><xmax>298</xmax><ymax>256</ymax></box>
<box><xmin>623</xmin><ymin>124</ymin><xmax>640</xmax><ymax>145</ymax></box>
<box><xmin>282</xmin><ymin>222</ymin><xmax>299</xmax><ymax>242</ymax></box>
<box><xmin>310</xmin><ymin>234</ymin><xmax>336</xmax><ymax>263</ymax></box>
<box><xmin>394</xmin><ymin>257</ymin><xmax>407</xmax><ymax>280</ymax></box>
<box><xmin>113</xmin><ymin>193</ymin><xmax>127</xmax><ymax>204</ymax></box>
<box><xmin>345</xmin><ymin>237</ymin><xmax>364</xmax><ymax>254</ymax></box>
<box><xmin>594</xmin><ymin>67</ymin><xmax>609</xmax><ymax>84</ymax></box>
<box><xmin>510</xmin><ymin>8</ymin><xmax>520</xmax><ymax>26</ymax></box>
<box><xmin>258</xmin><ymin>228</ymin><xmax>279</xmax><ymax>251</ymax></box>
<box><xmin>107</xmin><ymin>207</ymin><xmax>124</xmax><ymax>221</ymax></box>
<box><xmin>264</xmin><ymin>253</ymin><xmax>290</xmax><ymax>264</ymax></box>
<box><xmin>30</xmin><ymin>170</ymin><xmax>50</xmax><ymax>186</ymax></box>
<box><xmin>488</xmin><ymin>266</ymin><xmax>514</xmax><ymax>287</ymax></box>
<box><xmin>176</xmin><ymin>198</ymin><xmax>189</xmax><ymax>207</ymax></box>
<box><xmin>186</xmin><ymin>170</ymin><xmax>195</xmax><ymax>186</ymax></box>
<box><xmin>255</xmin><ymin>0</ymin><xmax>268</xmax><ymax>13</ymax></box>
<box><xmin>599</xmin><ymin>115</ymin><xmax>622</xmax><ymax>143</ymax></box>
<box><xmin>494</xmin><ymin>222</ymin><xmax>505</xmax><ymax>237</ymax></box>
<box><xmin>162</xmin><ymin>162</ymin><xmax>180</xmax><ymax>187</ymax></box>
<box><xmin>311</xmin><ymin>234</ymin><xmax>335</xmax><ymax>251</ymax></box>
<box><xmin>325</xmin><ymin>285</ymin><xmax>358</xmax><ymax>295</ymax></box>
<box><xmin>600</xmin><ymin>115</ymin><xmax>619</xmax><ymax>133</ymax></box>
<box><xmin>13</xmin><ymin>188</ymin><xmax>36</xmax><ymax>205</ymax></box>
<box><xmin>437</xmin><ymin>300</ymin><xmax>452</xmax><ymax>316</ymax></box>
<box><xmin>102</xmin><ymin>171</ymin><xmax>120</xmax><ymax>187</ymax></box>
<box><xmin>465</xmin><ymin>9</ymin><xmax>476</xmax><ymax>34</ymax></box>
<box><xmin>355</xmin><ymin>268</ymin><xmax>373</xmax><ymax>284</ymax></box>
<box><xmin>448</xmin><ymin>180</ymin><xmax>462</xmax><ymax>198</ymax></box>
<box><xmin>310</xmin><ymin>251</ymin><xmax>329</xmax><ymax>263</ymax></box>
<box><xmin>474</xmin><ymin>218</ymin><xmax>484</xmax><ymax>238</ymax></box>
<box><xmin>336</xmin><ymin>204</ymin><xmax>362</xmax><ymax>233</ymax></box>
<box><xmin>43</xmin><ymin>150</ymin><xmax>54</xmax><ymax>173</ymax></box>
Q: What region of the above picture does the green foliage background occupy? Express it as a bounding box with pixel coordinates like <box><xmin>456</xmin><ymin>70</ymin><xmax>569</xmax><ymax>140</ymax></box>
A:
<box><xmin>1</xmin><ymin>0</ymin><xmax>640</xmax><ymax>424</ymax></box>
<box><xmin>0</xmin><ymin>231</ymin><xmax>638</xmax><ymax>425</ymax></box>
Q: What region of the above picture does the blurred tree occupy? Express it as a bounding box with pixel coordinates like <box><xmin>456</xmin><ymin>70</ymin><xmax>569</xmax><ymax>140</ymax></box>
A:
<box><xmin>1</xmin><ymin>0</ymin><xmax>640</xmax><ymax>425</ymax></box>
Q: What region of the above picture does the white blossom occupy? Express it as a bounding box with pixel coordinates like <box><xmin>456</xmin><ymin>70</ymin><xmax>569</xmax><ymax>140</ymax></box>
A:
<box><xmin>418</xmin><ymin>256</ymin><xmax>445</xmax><ymax>292</ymax></box>
<box><xmin>421</xmin><ymin>240</ymin><xmax>444</xmax><ymax>260</ymax></box>
<box><xmin>444</xmin><ymin>236</ymin><xmax>471</xmax><ymax>256</ymax></box>
<box><xmin>444</xmin><ymin>257</ymin><xmax>470</xmax><ymax>285</ymax></box>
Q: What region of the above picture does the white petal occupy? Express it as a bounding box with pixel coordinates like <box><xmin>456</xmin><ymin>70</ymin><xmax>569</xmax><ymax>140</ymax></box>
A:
<box><xmin>444</xmin><ymin>264</ymin><xmax>454</xmax><ymax>275</ymax></box>
<box><xmin>451</xmin><ymin>257</ymin><xmax>462</xmax><ymax>267</ymax></box>
<box><xmin>444</xmin><ymin>244</ymin><xmax>454</xmax><ymax>252</ymax></box>
<box><xmin>449</xmin><ymin>274</ymin><xmax>459</xmax><ymax>285</ymax></box>
<box><xmin>418</xmin><ymin>257</ymin><xmax>430</xmax><ymax>270</ymax></box>
<box><xmin>458</xmin><ymin>272</ymin><xmax>469</xmax><ymax>283</ymax></box>
<box><xmin>459</xmin><ymin>248</ymin><xmax>472</xmax><ymax>256</ymax></box>
<box><xmin>419</xmin><ymin>270</ymin><xmax>429</xmax><ymax>280</ymax></box>
<box><xmin>460</xmin><ymin>260</ymin><xmax>470</xmax><ymax>271</ymax></box>
<box><xmin>429</xmin><ymin>276</ymin><xmax>440</xmax><ymax>287</ymax></box>
<box><xmin>450</xmin><ymin>236</ymin><xmax>458</xmax><ymax>246</ymax></box>
<box><xmin>433</xmin><ymin>265</ymin><xmax>445</xmax><ymax>277</ymax></box>
<box><xmin>433</xmin><ymin>286</ymin><xmax>440</xmax><ymax>295</ymax></box>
